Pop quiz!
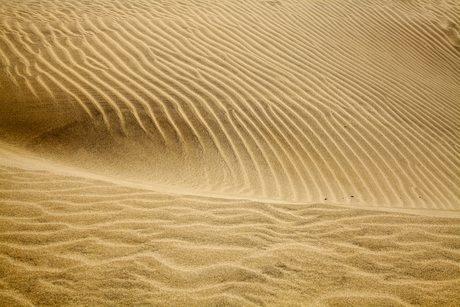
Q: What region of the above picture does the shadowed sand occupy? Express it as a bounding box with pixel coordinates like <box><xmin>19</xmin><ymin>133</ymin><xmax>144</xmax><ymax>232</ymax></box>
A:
<box><xmin>1</xmin><ymin>0</ymin><xmax>459</xmax><ymax>306</ymax></box>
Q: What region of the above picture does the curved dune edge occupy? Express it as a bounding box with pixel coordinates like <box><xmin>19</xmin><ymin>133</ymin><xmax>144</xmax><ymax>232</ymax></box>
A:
<box><xmin>1</xmin><ymin>143</ymin><xmax>459</xmax><ymax>219</ymax></box>
<box><xmin>1</xmin><ymin>161</ymin><xmax>460</xmax><ymax>307</ymax></box>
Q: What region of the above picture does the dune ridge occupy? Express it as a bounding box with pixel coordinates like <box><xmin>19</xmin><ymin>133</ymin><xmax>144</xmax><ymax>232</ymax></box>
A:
<box><xmin>1</xmin><ymin>0</ymin><xmax>460</xmax><ymax>306</ymax></box>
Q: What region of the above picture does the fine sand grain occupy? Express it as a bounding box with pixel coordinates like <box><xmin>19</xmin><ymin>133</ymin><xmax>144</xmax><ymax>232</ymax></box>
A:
<box><xmin>1</xmin><ymin>0</ymin><xmax>459</xmax><ymax>306</ymax></box>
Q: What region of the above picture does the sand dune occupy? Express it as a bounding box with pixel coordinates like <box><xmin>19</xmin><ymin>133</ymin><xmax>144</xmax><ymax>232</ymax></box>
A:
<box><xmin>1</xmin><ymin>0</ymin><xmax>459</xmax><ymax>306</ymax></box>
<box><xmin>1</xmin><ymin>0</ymin><xmax>459</xmax><ymax>207</ymax></box>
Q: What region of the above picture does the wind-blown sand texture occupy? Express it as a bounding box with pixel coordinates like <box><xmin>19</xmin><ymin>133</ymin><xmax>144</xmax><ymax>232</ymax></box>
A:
<box><xmin>0</xmin><ymin>0</ymin><xmax>459</xmax><ymax>306</ymax></box>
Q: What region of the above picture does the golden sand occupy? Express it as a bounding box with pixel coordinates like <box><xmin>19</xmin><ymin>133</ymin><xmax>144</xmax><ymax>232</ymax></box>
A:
<box><xmin>1</xmin><ymin>0</ymin><xmax>459</xmax><ymax>306</ymax></box>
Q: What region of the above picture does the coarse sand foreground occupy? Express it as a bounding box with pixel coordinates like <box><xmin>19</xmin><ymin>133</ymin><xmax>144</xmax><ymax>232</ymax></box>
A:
<box><xmin>0</xmin><ymin>149</ymin><xmax>459</xmax><ymax>307</ymax></box>
<box><xmin>0</xmin><ymin>0</ymin><xmax>459</xmax><ymax>306</ymax></box>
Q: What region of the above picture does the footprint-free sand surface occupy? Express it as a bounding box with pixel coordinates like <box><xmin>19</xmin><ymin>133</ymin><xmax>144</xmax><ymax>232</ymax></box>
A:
<box><xmin>1</xmin><ymin>0</ymin><xmax>459</xmax><ymax>306</ymax></box>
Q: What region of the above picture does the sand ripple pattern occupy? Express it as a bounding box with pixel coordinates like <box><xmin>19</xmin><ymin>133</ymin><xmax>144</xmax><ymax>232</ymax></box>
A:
<box><xmin>1</xmin><ymin>166</ymin><xmax>460</xmax><ymax>307</ymax></box>
<box><xmin>1</xmin><ymin>0</ymin><xmax>459</xmax><ymax>208</ymax></box>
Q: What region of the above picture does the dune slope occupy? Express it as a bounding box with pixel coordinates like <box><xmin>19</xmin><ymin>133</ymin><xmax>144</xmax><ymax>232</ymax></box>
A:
<box><xmin>0</xmin><ymin>0</ymin><xmax>459</xmax><ymax>208</ymax></box>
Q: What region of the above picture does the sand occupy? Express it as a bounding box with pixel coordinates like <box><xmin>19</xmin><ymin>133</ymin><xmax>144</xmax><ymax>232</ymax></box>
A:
<box><xmin>0</xmin><ymin>0</ymin><xmax>459</xmax><ymax>306</ymax></box>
